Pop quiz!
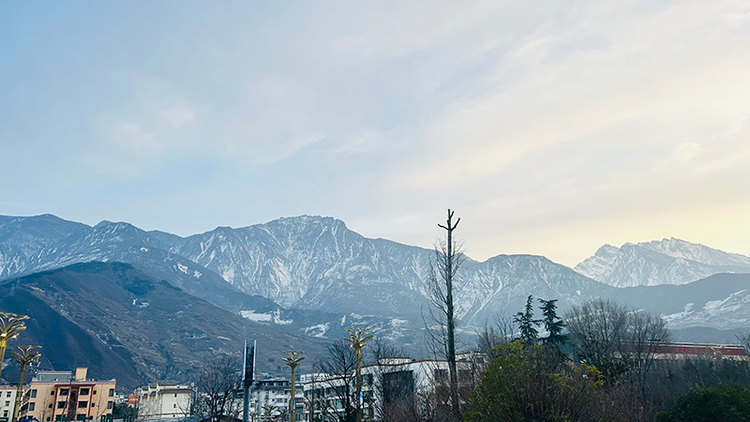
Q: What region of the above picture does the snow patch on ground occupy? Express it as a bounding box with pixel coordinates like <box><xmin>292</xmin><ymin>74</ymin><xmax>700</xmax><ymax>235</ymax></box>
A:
<box><xmin>305</xmin><ymin>323</ymin><xmax>330</xmax><ymax>338</ymax></box>
<box><xmin>240</xmin><ymin>310</ymin><xmax>273</xmax><ymax>322</ymax></box>
<box><xmin>663</xmin><ymin>303</ymin><xmax>694</xmax><ymax>324</ymax></box>
<box><xmin>272</xmin><ymin>309</ymin><xmax>293</xmax><ymax>325</ymax></box>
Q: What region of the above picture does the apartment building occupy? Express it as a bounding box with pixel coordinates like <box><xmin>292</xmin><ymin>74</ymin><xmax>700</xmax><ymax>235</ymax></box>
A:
<box><xmin>250</xmin><ymin>376</ymin><xmax>292</xmax><ymax>421</ymax></box>
<box><xmin>0</xmin><ymin>386</ymin><xmax>18</xmax><ymax>422</ymax></box>
<box><xmin>136</xmin><ymin>381</ymin><xmax>192</xmax><ymax>422</ymax></box>
<box><xmin>21</xmin><ymin>368</ymin><xmax>116</xmax><ymax>422</ymax></box>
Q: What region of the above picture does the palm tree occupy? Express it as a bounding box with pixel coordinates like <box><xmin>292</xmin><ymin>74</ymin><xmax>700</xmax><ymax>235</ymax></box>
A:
<box><xmin>282</xmin><ymin>351</ymin><xmax>304</xmax><ymax>422</ymax></box>
<box><xmin>346</xmin><ymin>327</ymin><xmax>372</xmax><ymax>422</ymax></box>
<box><xmin>11</xmin><ymin>345</ymin><xmax>41</xmax><ymax>422</ymax></box>
<box><xmin>0</xmin><ymin>312</ymin><xmax>29</xmax><ymax>381</ymax></box>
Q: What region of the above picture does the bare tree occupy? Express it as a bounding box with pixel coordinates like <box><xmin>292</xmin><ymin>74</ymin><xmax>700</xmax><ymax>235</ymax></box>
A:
<box><xmin>738</xmin><ymin>330</ymin><xmax>750</xmax><ymax>354</ymax></box>
<box><xmin>566</xmin><ymin>299</ymin><xmax>630</xmax><ymax>379</ymax></box>
<box><xmin>629</xmin><ymin>310</ymin><xmax>671</xmax><ymax>393</ymax></box>
<box><xmin>424</xmin><ymin>209</ymin><xmax>463</xmax><ymax>421</ymax></box>
<box><xmin>476</xmin><ymin>314</ymin><xmax>514</xmax><ymax>361</ymax></box>
<box><xmin>565</xmin><ymin>298</ymin><xmax>670</xmax><ymax>389</ymax></box>
<box><xmin>196</xmin><ymin>353</ymin><xmax>242</xmax><ymax>422</ymax></box>
<box><xmin>312</xmin><ymin>339</ymin><xmax>357</xmax><ymax>422</ymax></box>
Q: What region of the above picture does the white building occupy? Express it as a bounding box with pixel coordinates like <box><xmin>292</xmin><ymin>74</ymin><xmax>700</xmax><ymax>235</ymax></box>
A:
<box><xmin>301</xmin><ymin>353</ymin><xmax>487</xmax><ymax>421</ymax></box>
<box><xmin>0</xmin><ymin>386</ymin><xmax>18</xmax><ymax>422</ymax></box>
<box><xmin>137</xmin><ymin>381</ymin><xmax>192</xmax><ymax>422</ymax></box>
<box><xmin>249</xmin><ymin>375</ymin><xmax>292</xmax><ymax>421</ymax></box>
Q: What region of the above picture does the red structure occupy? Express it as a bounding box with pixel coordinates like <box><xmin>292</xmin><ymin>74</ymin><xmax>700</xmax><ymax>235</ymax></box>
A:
<box><xmin>653</xmin><ymin>343</ymin><xmax>747</xmax><ymax>359</ymax></box>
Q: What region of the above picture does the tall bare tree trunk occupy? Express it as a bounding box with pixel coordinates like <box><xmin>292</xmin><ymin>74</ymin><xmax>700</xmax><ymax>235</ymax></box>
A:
<box><xmin>443</xmin><ymin>210</ymin><xmax>460</xmax><ymax>421</ymax></box>
<box><xmin>426</xmin><ymin>209</ymin><xmax>462</xmax><ymax>421</ymax></box>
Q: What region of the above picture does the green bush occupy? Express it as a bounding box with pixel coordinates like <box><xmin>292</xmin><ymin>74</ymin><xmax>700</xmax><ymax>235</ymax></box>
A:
<box><xmin>656</xmin><ymin>384</ymin><xmax>750</xmax><ymax>422</ymax></box>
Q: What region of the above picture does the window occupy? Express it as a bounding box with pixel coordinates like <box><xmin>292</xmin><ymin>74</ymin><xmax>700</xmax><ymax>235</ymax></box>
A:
<box><xmin>79</xmin><ymin>389</ymin><xmax>89</xmax><ymax>396</ymax></box>
<box><xmin>91</xmin><ymin>403</ymin><xmax>95</xmax><ymax>407</ymax></box>
<box><xmin>58</xmin><ymin>402</ymin><xmax>66</xmax><ymax>409</ymax></box>
<box><xmin>78</xmin><ymin>401</ymin><xmax>87</xmax><ymax>408</ymax></box>
<box><xmin>92</xmin><ymin>390</ymin><xmax>97</xmax><ymax>395</ymax></box>
<box><xmin>49</xmin><ymin>404</ymin><xmax>53</xmax><ymax>409</ymax></box>
<box><xmin>108</xmin><ymin>389</ymin><xmax>114</xmax><ymax>397</ymax></box>
<box><xmin>173</xmin><ymin>404</ymin><xmax>176</xmax><ymax>408</ymax></box>
<box><xmin>31</xmin><ymin>390</ymin><xmax>37</xmax><ymax>398</ymax></box>
<box><xmin>107</xmin><ymin>401</ymin><xmax>113</xmax><ymax>410</ymax></box>
<box><xmin>5</xmin><ymin>401</ymin><xmax>9</xmax><ymax>406</ymax></box>
<box><xmin>59</xmin><ymin>389</ymin><xmax>69</xmax><ymax>396</ymax></box>
<box><xmin>3</xmin><ymin>411</ymin><xmax>7</xmax><ymax>417</ymax></box>
<box><xmin>29</xmin><ymin>403</ymin><xmax>36</xmax><ymax>411</ymax></box>
<box><xmin>47</xmin><ymin>418</ymin><xmax>51</xmax><ymax>421</ymax></box>
<box><xmin>51</xmin><ymin>391</ymin><xmax>55</xmax><ymax>395</ymax></box>
<box><xmin>6</xmin><ymin>392</ymin><xmax>10</xmax><ymax>397</ymax></box>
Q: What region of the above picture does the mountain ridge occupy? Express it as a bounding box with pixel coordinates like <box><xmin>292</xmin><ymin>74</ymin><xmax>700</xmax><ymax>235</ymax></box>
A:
<box><xmin>2</xmin><ymin>213</ymin><xmax>749</xmax><ymax>344</ymax></box>
<box><xmin>574</xmin><ymin>237</ymin><xmax>750</xmax><ymax>287</ymax></box>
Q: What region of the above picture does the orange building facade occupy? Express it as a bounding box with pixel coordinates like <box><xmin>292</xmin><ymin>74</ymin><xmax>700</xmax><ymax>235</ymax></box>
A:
<box><xmin>21</xmin><ymin>368</ymin><xmax>116</xmax><ymax>422</ymax></box>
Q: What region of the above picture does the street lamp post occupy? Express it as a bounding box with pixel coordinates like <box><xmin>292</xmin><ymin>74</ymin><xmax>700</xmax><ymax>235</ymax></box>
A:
<box><xmin>282</xmin><ymin>351</ymin><xmax>304</xmax><ymax>422</ymax></box>
<box><xmin>346</xmin><ymin>327</ymin><xmax>372</xmax><ymax>422</ymax></box>
<box><xmin>11</xmin><ymin>345</ymin><xmax>41</xmax><ymax>422</ymax></box>
<box><xmin>0</xmin><ymin>312</ymin><xmax>29</xmax><ymax>382</ymax></box>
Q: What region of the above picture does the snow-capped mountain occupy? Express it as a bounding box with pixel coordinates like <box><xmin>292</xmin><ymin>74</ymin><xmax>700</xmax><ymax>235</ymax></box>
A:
<box><xmin>0</xmin><ymin>214</ymin><xmax>88</xmax><ymax>278</ymax></box>
<box><xmin>0</xmin><ymin>214</ymin><xmax>608</xmax><ymax>334</ymax></box>
<box><xmin>167</xmin><ymin>216</ymin><xmax>612</xmax><ymax>324</ymax></box>
<box><xmin>606</xmin><ymin>273</ymin><xmax>750</xmax><ymax>330</ymax></box>
<box><xmin>574</xmin><ymin>238</ymin><xmax>750</xmax><ymax>287</ymax></box>
<box><xmin>3</xmin><ymin>214</ymin><xmax>749</xmax><ymax>344</ymax></box>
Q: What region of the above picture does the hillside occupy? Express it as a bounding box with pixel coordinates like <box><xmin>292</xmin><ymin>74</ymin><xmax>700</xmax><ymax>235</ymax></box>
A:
<box><xmin>0</xmin><ymin>262</ymin><xmax>325</xmax><ymax>390</ymax></box>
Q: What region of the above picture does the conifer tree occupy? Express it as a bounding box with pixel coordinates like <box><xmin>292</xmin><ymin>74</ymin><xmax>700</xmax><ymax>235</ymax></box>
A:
<box><xmin>514</xmin><ymin>295</ymin><xmax>540</xmax><ymax>345</ymax></box>
<box><xmin>539</xmin><ymin>299</ymin><xmax>566</xmax><ymax>345</ymax></box>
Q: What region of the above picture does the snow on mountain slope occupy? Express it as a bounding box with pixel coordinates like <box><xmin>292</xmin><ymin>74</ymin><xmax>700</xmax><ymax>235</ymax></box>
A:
<box><xmin>3</xmin><ymin>214</ymin><xmax>748</xmax><ymax>337</ymax></box>
<box><xmin>0</xmin><ymin>214</ymin><xmax>608</xmax><ymax>331</ymax></box>
<box><xmin>640</xmin><ymin>237</ymin><xmax>750</xmax><ymax>267</ymax></box>
<box><xmin>574</xmin><ymin>238</ymin><xmax>750</xmax><ymax>287</ymax></box>
<box><xmin>168</xmin><ymin>216</ymin><xmax>610</xmax><ymax>324</ymax></box>
<box><xmin>0</xmin><ymin>214</ymin><xmax>88</xmax><ymax>278</ymax></box>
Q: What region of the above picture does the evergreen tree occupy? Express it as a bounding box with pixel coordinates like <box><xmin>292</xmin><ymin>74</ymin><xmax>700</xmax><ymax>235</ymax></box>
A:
<box><xmin>514</xmin><ymin>295</ymin><xmax>539</xmax><ymax>345</ymax></box>
<box><xmin>539</xmin><ymin>298</ymin><xmax>566</xmax><ymax>345</ymax></box>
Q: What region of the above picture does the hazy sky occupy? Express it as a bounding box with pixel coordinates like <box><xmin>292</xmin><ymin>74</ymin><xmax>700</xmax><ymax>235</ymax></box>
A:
<box><xmin>2</xmin><ymin>1</ymin><xmax>750</xmax><ymax>266</ymax></box>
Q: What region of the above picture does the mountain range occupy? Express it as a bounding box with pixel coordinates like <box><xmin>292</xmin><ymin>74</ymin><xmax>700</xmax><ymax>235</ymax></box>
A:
<box><xmin>575</xmin><ymin>237</ymin><xmax>750</xmax><ymax>287</ymax></box>
<box><xmin>1</xmin><ymin>214</ymin><xmax>750</xmax><ymax>388</ymax></box>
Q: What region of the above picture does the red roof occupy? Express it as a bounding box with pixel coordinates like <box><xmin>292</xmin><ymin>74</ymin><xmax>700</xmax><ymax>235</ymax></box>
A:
<box><xmin>653</xmin><ymin>343</ymin><xmax>747</xmax><ymax>356</ymax></box>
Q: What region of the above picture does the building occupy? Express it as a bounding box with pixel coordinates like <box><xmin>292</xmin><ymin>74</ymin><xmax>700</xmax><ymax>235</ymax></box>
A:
<box><xmin>652</xmin><ymin>343</ymin><xmax>749</xmax><ymax>360</ymax></box>
<box><xmin>0</xmin><ymin>386</ymin><xmax>19</xmax><ymax>422</ymax></box>
<box><xmin>249</xmin><ymin>375</ymin><xmax>292</xmax><ymax>421</ymax></box>
<box><xmin>301</xmin><ymin>353</ymin><xmax>487</xmax><ymax>422</ymax></box>
<box><xmin>137</xmin><ymin>381</ymin><xmax>192</xmax><ymax>422</ymax></box>
<box><xmin>21</xmin><ymin>368</ymin><xmax>116</xmax><ymax>422</ymax></box>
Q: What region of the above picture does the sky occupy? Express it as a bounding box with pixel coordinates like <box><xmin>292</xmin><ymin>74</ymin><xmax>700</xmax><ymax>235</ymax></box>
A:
<box><xmin>1</xmin><ymin>1</ymin><xmax>750</xmax><ymax>267</ymax></box>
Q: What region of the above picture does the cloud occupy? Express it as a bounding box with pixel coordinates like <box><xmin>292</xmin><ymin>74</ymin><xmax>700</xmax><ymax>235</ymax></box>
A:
<box><xmin>115</xmin><ymin>122</ymin><xmax>159</xmax><ymax>156</ymax></box>
<box><xmin>4</xmin><ymin>0</ymin><xmax>750</xmax><ymax>266</ymax></box>
<box><xmin>159</xmin><ymin>100</ymin><xmax>196</xmax><ymax>130</ymax></box>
